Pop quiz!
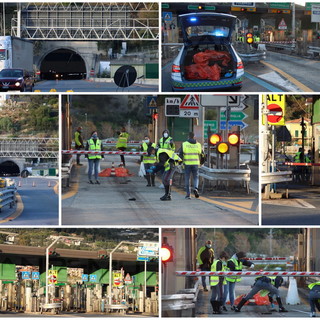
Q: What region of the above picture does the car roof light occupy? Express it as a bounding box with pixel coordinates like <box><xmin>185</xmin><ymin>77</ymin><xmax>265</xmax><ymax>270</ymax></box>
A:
<box><xmin>190</xmin><ymin>17</ymin><xmax>197</xmax><ymax>22</ymax></box>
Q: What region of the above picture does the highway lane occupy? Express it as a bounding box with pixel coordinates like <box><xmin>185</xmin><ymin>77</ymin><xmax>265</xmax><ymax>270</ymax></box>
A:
<box><xmin>33</xmin><ymin>79</ymin><xmax>158</xmax><ymax>92</ymax></box>
<box><xmin>2</xmin><ymin>177</ymin><xmax>59</xmax><ymax>225</ymax></box>
<box><xmin>62</xmin><ymin>156</ymin><xmax>258</xmax><ymax>226</ymax></box>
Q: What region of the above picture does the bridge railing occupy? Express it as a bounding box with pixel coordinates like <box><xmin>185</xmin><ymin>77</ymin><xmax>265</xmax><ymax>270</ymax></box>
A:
<box><xmin>0</xmin><ymin>187</ymin><xmax>16</xmax><ymax>213</ymax></box>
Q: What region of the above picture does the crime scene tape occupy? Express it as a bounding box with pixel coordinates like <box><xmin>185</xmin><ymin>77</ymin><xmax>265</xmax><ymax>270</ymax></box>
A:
<box><xmin>62</xmin><ymin>150</ymin><xmax>147</xmax><ymax>155</ymax></box>
<box><xmin>176</xmin><ymin>271</ymin><xmax>320</xmax><ymax>277</ymax></box>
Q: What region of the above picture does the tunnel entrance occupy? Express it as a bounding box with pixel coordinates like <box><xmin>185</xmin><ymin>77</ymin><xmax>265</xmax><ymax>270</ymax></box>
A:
<box><xmin>0</xmin><ymin>161</ymin><xmax>20</xmax><ymax>176</ymax></box>
<box><xmin>40</xmin><ymin>49</ymin><xmax>86</xmax><ymax>80</ymax></box>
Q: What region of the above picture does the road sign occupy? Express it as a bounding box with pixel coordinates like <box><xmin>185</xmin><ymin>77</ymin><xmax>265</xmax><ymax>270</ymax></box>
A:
<box><xmin>204</xmin><ymin>120</ymin><xmax>217</xmax><ymax>139</ymax></box>
<box><xmin>162</xmin><ymin>12</ymin><xmax>172</xmax><ymax>21</ymax></box>
<box><xmin>220</xmin><ymin>103</ymin><xmax>246</xmax><ymax>111</ymax></box>
<box><xmin>165</xmin><ymin>97</ymin><xmax>180</xmax><ymax>117</ymax></box>
<box><xmin>21</xmin><ymin>271</ymin><xmax>31</xmax><ymax>280</ymax></box>
<box><xmin>113</xmin><ymin>271</ymin><xmax>122</xmax><ymax>287</ymax></box>
<box><xmin>137</xmin><ymin>256</ymin><xmax>151</xmax><ymax>262</ymax></box>
<box><xmin>220</xmin><ymin>120</ymin><xmax>248</xmax><ymax>131</ymax></box>
<box><xmin>220</xmin><ymin>111</ymin><xmax>248</xmax><ymax>121</ymax></box>
<box><xmin>227</xmin><ymin>95</ymin><xmax>241</xmax><ymax>107</ymax></box>
<box><xmin>32</xmin><ymin>272</ymin><xmax>40</xmax><ymax>280</ymax></box>
<box><xmin>306</xmin><ymin>2</ymin><xmax>320</xmax><ymax>10</ymax></box>
<box><xmin>180</xmin><ymin>95</ymin><xmax>200</xmax><ymax>118</ymax></box>
<box><xmin>201</xmin><ymin>95</ymin><xmax>247</xmax><ymax>108</ymax></box>
<box><xmin>278</xmin><ymin>18</ymin><xmax>287</xmax><ymax>30</ymax></box>
<box><xmin>138</xmin><ymin>241</ymin><xmax>159</xmax><ymax>257</ymax></box>
<box><xmin>82</xmin><ymin>274</ymin><xmax>89</xmax><ymax>282</ymax></box>
<box><xmin>146</xmin><ymin>96</ymin><xmax>157</xmax><ymax>109</ymax></box>
<box><xmin>269</xmin><ymin>2</ymin><xmax>291</xmax><ymax>9</ymax></box>
<box><xmin>89</xmin><ymin>274</ymin><xmax>97</xmax><ymax>282</ymax></box>
<box><xmin>48</xmin><ymin>270</ymin><xmax>58</xmax><ymax>277</ymax></box>
<box><xmin>263</xmin><ymin>94</ymin><xmax>286</xmax><ymax>126</ymax></box>
<box><xmin>312</xmin><ymin>4</ymin><xmax>320</xmax><ymax>22</ymax></box>
<box><xmin>232</xmin><ymin>2</ymin><xmax>255</xmax><ymax>7</ymax></box>
<box><xmin>124</xmin><ymin>273</ymin><xmax>132</xmax><ymax>284</ymax></box>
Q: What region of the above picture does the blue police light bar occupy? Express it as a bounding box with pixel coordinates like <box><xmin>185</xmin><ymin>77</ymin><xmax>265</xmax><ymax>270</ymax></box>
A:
<box><xmin>190</xmin><ymin>17</ymin><xmax>198</xmax><ymax>22</ymax></box>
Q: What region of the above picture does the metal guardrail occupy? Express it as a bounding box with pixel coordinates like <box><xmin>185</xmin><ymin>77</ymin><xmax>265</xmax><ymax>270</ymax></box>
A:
<box><xmin>239</xmin><ymin>51</ymin><xmax>266</xmax><ymax>62</ymax></box>
<box><xmin>199</xmin><ymin>166</ymin><xmax>251</xmax><ymax>194</ymax></box>
<box><xmin>0</xmin><ymin>187</ymin><xmax>16</xmax><ymax>212</ymax></box>
<box><xmin>265</xmin><ymin>42</ymin><xmax>295</xmax><ymax>52</ymax></box>
<box><xmin>261</xmin><ymin>171</ymin><xmax>292</xmax><ymax>185</ymax></box>
<box><xmin>40</xmin><ymin>302</ymin><xmax>62</xmax><ymax>314</ymax></box>
<box><xmin>308</xmin><ymin>46</ymin><xmax>320</xmax><ymax>57</ymax></box>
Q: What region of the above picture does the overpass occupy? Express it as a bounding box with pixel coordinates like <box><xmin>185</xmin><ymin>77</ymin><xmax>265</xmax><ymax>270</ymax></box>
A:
<box><xmin>10</xmin><ymin>2</ymin><xmax>159</xmax><ymax>79</ymax></box>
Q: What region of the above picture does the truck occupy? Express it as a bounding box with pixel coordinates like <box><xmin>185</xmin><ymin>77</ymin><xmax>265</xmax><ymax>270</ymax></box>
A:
<box><xmin>0</xmin><ymin>36</ymin><xmax>33</xmax><ymax>73</ymax></box>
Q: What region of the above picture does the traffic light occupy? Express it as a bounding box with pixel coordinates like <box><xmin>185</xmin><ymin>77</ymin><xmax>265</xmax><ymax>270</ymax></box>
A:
<box><xmin>277</xmin><ymin>10</ymin><xmax>283</xmax><ymax>14</ymax></box>
<box><xmin>152</xmin><ymin>111</ymin><xmax>159</xmax><ymax>120</ymax></box>
<box><xmin>161</xmin><ymin>244</ymin><xmax>174</xmax><ymax>263</ymax></box>
<box><xmin>209</xmin><ymin>133</ymin><xmax>222</xmax><ymax>146</ymax></box>
<box><xmin>246</xmin><ymin>32</ymin><xmax>254</xmax><ymax>44</ymax></box>
<box><xmin>98</xmin><ymin>250</ymin><xmax>107</xmax><ymax>259</ymax></box>
<box><xmin>49</xmin><ymin>250</ymin><xmax>59</xmax><ymax>256</ymax></box>
<box><xmin>228</xmin><ymin>132</ymin><xmax>240</xmax><ymax>146</ymax></box>
<box><xmin>216</xmin><ymin>142</ymin><xmax>229</xmax><ymax>154</ymax></box>
<box><xmin>241</xmin><ymin>8</ymin><xmax>247</xmax><ymax>12</ymax></box>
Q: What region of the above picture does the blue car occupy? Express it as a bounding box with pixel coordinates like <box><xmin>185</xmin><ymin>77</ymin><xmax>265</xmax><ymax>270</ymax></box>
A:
<box><xmin>171</xmin><ymin>12</ymin><xmax>244</xmax><ymax>91</ymax></box>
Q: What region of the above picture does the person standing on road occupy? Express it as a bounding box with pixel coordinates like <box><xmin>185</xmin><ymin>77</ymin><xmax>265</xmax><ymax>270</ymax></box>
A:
<box><xmin>116</xmin><ymin>126</ymin><xmax>129</xmax><ymax>167</ymax></box>
<box><xmin>210</xmin><ymin>251</ymin><xmax>229</xmax><ymax>314</ymax></box>
<box><xmin>197</xmin><ymin>240</ymin><xmax>215</xmax><ymax>292</ymax></box>
<box><xmin>308</xmin><ymin>281</ymin><xmax>320</xmax><ymax>317</ymax></box>
<box><xmin>85</xmin><ymin>131</ymin><xmax>103</xmax><ymax>184</ymax></box>
<box><xmin>234</xmin><ymin>275</ymin><xmax>288</xmax><ymax>313</ymax></box>
<box><xmin>140</xmin><ymin>136</ymin><xmax>156</xmax><ymax>187</ymax></box>
<box><xmin>74</xmin><ymin>126</ymin><xmax>84</xmax><ymax>165</ymax></box>
<box><xmin>179</xmin><ymin>132</ymin><xmax>205</xmax><ymax>199</ymax></box>
<box><xmin>157</xmin><ymin>129</ymin><xmax>175</xmax><ymax>151</ymax></box>
<box><xmin>223</xmin><ymin>252</ymin><xmax>254</xmax><ymax>310</ymax></box>
<box><xmin>147</xmin><ymin>148</ymin><xmax>182</xmax><ymax>200</ymax></box>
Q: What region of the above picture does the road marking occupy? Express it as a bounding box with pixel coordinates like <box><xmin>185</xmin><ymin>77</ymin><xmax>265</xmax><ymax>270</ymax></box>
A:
<box><xmin>0</xmin><ymin>193</ymin><xmax>24</xmax><ymax>223</ymax></box>
<box><xmin>53</xmin><ymin>181</ymin><xmax>59</xmax><ymax>195</ymax></box>
<box><xmin>260</xmin><ymin>60</ymin><xmax>313</xmax><ymax>92</ymax></box>
<box><xmin>244</xmin><ymin>71</ymin><xmax>284</xmax><ymax>92</ymax></box>
<box><xmin>62</xmin><ymin>180</ymin><xmax>79</xmax><ymax>200</ymax></box>
<box><xmin>226</xmin><ymin>201</ymin><xmax>254</xmax><ymax>209</ymax></box>
<box><xmin>290</xmin><ymin>309</ymin><xmax>310</xmax><ymax>315</ymax></box>
<box><xmin>263</xmin><ymin>198</ymin><xmax>315</xmax><ymax>209</ymax></box>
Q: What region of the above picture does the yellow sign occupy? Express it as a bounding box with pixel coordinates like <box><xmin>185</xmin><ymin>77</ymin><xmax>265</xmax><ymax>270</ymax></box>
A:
<box><xmin>48</xmin><ymin>270</ymin><xmax>58</xmax><ymax>277</ymax></box>
<box><xmin>262</xmin><ymin>94</ymin><xmax>286</xmax><ymax>126</ymax></box>
<box><xmin>113</xmin><ymin>271</ymin><xmax>123</xmax><ymax>287</ymax></box>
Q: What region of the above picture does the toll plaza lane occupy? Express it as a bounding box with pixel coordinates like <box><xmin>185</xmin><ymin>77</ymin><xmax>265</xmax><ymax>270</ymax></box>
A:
<box><xmin>1</xmin><ymin>177</ymin><xmax>59</xmax><ymax>225</ymax></box>
<box><xmin>33</xmin><ymin>79</ymin><xmax>158</xmax><ymax>92</ymax></box>
<box><xmin>62</xmin><ymin>156</ymin><xmax>258</xmax><ymax>226</ymax></box>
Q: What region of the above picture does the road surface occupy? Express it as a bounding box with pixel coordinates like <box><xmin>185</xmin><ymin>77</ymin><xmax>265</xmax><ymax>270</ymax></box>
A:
<box><xmin>62</xmin><ymin>156</ymin><xmax>258</xmax><ymax>226</ymax></box>
<box><xmin>0</xmin><ymin>177</ymin><xmax>59</xmax><ymax>225</ymax></box>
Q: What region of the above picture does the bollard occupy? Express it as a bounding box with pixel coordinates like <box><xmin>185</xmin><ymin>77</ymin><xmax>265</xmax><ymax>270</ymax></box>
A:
<box><xmin>32</xmin><ymin>181</ymin><xmax>36</xmax><ymax>187</ymax></box>
<box><xmin>48</xmin><ymin>181</ymin><xmax>51</xmax><ymax>187</ymax></box>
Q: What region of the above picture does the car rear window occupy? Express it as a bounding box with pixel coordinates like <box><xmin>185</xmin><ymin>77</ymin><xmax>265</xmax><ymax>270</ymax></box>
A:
<box><xmin>0</xmin><ymin>69</ymin><xmax>23</xmax><ymax>77</ymax></box>
<box><xmin>186</xmin><ymin>25</ymin><xmax>230</xmax><ymax>38</ymax></box>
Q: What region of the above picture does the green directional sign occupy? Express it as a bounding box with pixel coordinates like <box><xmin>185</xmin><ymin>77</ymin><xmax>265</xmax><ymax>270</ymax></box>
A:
<box><xmin>306</xmin><ymin>2</ymin><xmax>320</xmax><ymax>10</ymax></box>
<box><xmin>204</xmin><ymin>120</ymin><xmax>217</xmax><ymax>139</ymax></box>
<box><xmin>220</xmin><ymin>111</ymin><xmax>247</xmax><ymax>121</ymax></box>
<box><xmin>188</xmin><ymin>5</ymin><xmax>216</xmax><ymax>10</ymax></box>
<box><xmin>162</xmin><ymin>3</ymin><xmax>169</xmax><ymax>9</ymax></box>
<box><xmin>269</xmin><ymin>3</ymin><xmax>291</xmax><ymax>9</ymax></box>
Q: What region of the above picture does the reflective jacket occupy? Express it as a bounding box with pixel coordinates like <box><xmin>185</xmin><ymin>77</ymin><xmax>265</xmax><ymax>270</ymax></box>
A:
<box><xmin>197</xmin><ymin>246</ymin><xmax>214</xmax><ymax>269</ymax></box>
<box><xmin>210</xmin><ymin>259</ymin><xmax>227</xmax><ymax>286</ymax></box>
<box><xmin>142</xmin><ymin>142</ymin><xmax>156</xmax><ymax>164</ymax></box>
<box><xmin>294</xmin><ymin>152</ymin><xmax>302</xmax><ymax>162</ymax></box>
<box><xmin>158</xmin><ymin>136</ymin><xmax>175</xmax><ymax>151</ymax></box>
<box><xmin>309</xmin><ymin>282</ymin><xmax>320</xmax><ymax>290</ymax></box>
<box><xmin>74</xmin><ymin>131</ymin><xmax>83</xmax><ymax>148</ymax></box>
<box><xmin>226</xmin><ymin>257</ymin><xmax>242</xmax><ymax>283</ymax></box>
<box><xmin>116</xmin><ymin>132</ymin><xmax>129</xmax><ymax>149</ymax></box>
<box><xmin>87</xmin><ymin>138</ymin><xmax>102</xmax><ymax>160</ymax></box>
<box><xmin>157</xmin><ymin>148</ymin><xmax>181</xmax><ymax>171</ymax></box>
<box><xmin>182</xmin><ymin>141</ymin><xmax>202</xmax><ymax>166</ymax></box>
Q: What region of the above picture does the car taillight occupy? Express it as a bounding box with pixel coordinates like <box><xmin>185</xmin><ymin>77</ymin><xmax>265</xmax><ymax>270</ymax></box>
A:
<box><xmin>237</xmin><ymin>61</ymin><xmax>244</xmax><ymax>69</ymax></box>
<box><xmin>172</xmin><ymin>64</ymin><xmax>181</xmax><ymax>73</ymax></box>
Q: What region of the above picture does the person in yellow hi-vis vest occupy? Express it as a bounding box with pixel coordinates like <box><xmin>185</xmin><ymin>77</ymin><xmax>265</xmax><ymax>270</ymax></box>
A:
<box><xmin>197</xmin><ymin>240</ymin><xmax>214</xmax><ymax>291</ymax></box>
<box><xmin>74</xmin><ymin>126</ymin><xmax>84</xmax><ymax>165</ymax></box>
<box><xmin>308</xmin><ymin>281</ymin><xmax>320</xmax><ymax>317</ymax></box>
<box><xmin>140</xmin><ymin>135</ymin><xmax>156</xmax><ymax>187</ymax></box>
<box><xmin>116</xmin><ymin>127</ymin><xmax>129</xmax><ymax>167</ymax></box>
<box><xmin>85</xmin><ymin>131</ymin><xmax>103</xmax><ymax>184</ymax></box>
<box><xmin>179</xmin><ymin>132</ymin><xmax>205</xmax><ymax>199</ymax></box>
<box><xmin>210</xmin><ymin>251</ymin><xmax>229</xmax><ymax>314</ymax></box>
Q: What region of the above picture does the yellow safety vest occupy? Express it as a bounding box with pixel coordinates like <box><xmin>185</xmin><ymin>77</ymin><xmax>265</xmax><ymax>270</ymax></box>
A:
<box><xmin>210</xmin><ymin>260</ymin><xmax>227</xmax><ymax>286</ymax></box>
<box><xmin>182</xmin><ymin>141</ymin><xmax>202</xmax><ymax>166</ymax></box>
<box><xmin>157</xmin><ymin>148</ymin><xmax>181</xmax><ymax>171</ymax></box>
<box><xmin>87</xmin><ymin>138</ymin><xmax>102</xmax><ymax>160</ymax></box>
<box><xmin>142</xmin><ymin>142</ymin><xmax>156</xmax><ymax>164</ymax></box>
<box><xmin>74</xmin><ymin>131</ymin><xmax>82</xmax><ymax>147</ymax></box>
<box><xmin>116</xmin><ymin>132</ymin><xmax>129</xmax><ymax>149</ymax></box>
<box><xmin>226</xmin><ymin>257</ymin><xmax>242</xmax><ymax>283</ymax></box>
<box><xmin>309</xmin><ymin>282</ymin><xmax>320</xmax><ymax>290</ymax></box>
<box><xmin>158</xmin><ymin>136</ymin><xmax>175</xmax><ymax>151</ymax></box>
<box><xmin>197</xmin><ymin>246</ymin><xmax>214</xmax><ymax>266</ymax></box>
<box><xmin>294</xmin><ymin>152</ymin><xmax>301</xmax><ymax>162</ymax></box>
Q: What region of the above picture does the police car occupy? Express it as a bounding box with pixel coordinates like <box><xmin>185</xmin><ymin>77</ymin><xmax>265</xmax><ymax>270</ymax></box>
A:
<box><xmin>171</xmin><ymin>12</ymin><xmax>244</xmax><ymax>91</ymax></box>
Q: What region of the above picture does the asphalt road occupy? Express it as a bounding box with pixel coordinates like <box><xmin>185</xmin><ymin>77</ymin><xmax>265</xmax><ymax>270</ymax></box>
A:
<box><xmin>62</xmin><ymin>156</ymin><xmax>258</xmax><ymax>226</ymax></box>
<box><xmin>33</xmin><ymin>79</ymin><xmax>158</xmax><ymax>92</ymax></box>
<box><xmin>162</xmin><ymin>50</ymin><xmax>318</xmax><ymax>92</ymax></box>
<box><xmin>262</xmin><ymin>184</ymin><xmax>320</xmax><ymax>225</ymax></box>
<box><xmin>1</xmin><ymin>177</ymin><xmax>59</xmax><ymax>225</ymax></box>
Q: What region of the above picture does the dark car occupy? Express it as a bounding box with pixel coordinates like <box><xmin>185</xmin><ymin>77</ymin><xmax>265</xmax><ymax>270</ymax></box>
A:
<box><xmin>171</xmin><ymin>13</ymin><xmax>244</xmax><ymax>91</ymax></box>
<box><xmin>0</xmin><ymin>68</ymin><xmax>34</xmax><ymax>92</ymax></box>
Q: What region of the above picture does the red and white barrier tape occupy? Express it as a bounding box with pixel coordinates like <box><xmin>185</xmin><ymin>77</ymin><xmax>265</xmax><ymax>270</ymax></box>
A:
<box><xmin>283</xmin><ymin>162</ymin><xmax>320</xmax><ymax>167</ymax></box>
<box><xmin>62</xmin><ymin>150</ymin><xmax>147</xmax><ymax>155</ymax></box>
<box><xmin>176</xmin><ymin>271</ymin><xmax>320</xmax><ymax>277</ymax></box>
<box><xmin>245</xmin><ymin>257</ymin><xmax>288</xmax><ymax>261</ymax></box>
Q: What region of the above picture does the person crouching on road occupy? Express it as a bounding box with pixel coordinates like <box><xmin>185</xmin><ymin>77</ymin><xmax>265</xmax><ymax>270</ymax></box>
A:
<box><xmin>147</xmin><ymin>148</ymin><xmax>182</xmax><ymax>201</ymax></box>
<box><xmin>179</xmin><ymin>132</ymin><xmax>205</xmax><ymax>199</ymax></box>
<box><xmin>223</xmin><ymin>251</ymin><xmax>254</xmax><ymax>310</ymax></box>
<box><xmin>234</xmin><ymin>275</ymin><xmax>288</xmax><ymax>313</ymax></box>
<box><xmin>210</xmin><ymin>251</ymin><xmax>229</xmax><ymax>314</ymax></box>
<box><xmin>308</xmin><ymin>281</ymin><xmax>320</xmax><ymax>317</ymax></box>
<box><xmin>85</xmin><ymin>131</ymin><xmax>103</xmax><ymax>185</ymax></box>
<box><xmin>140</xmin><ymin>136</ymin><xmax>156</xmax><ymax>187</ymax></box>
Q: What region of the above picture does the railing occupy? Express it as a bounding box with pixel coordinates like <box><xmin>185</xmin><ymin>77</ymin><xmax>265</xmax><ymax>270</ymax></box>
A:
<box><xmin>0</xmin><ymin>187</ymin><xmax>16</xmax><ymax>212</ymax></box>
<box><xmin>199</xmin><ymin>166</ymin><xmax>251</xmax><ymax>194</ymax></box>
<box><xmin>261</xmin><ymin>171</ymin><xmax>292</xmax><ymax>185</ymax></box>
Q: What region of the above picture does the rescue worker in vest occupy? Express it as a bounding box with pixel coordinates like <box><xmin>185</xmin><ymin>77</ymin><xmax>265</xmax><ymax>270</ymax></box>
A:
<box><xmin>74</xmin><ymin>126</ymin><xmax>84</xmax><ymax>165</ymax></box>
<box><xmin>179</xmin><ymin>132</ymin><xmax>205</xmax><ymax>199</ymax></box>
<box><xmin>234</xmin><ymin>275</ymin><xmax>288</xmax><ymax>313</ymax></box>
<box><xmin>140</xmin><ymin>136</ymin><xmax>156</xmax><ymax>187</ymax></box>
<box><xmin>294</xmin><ymin>147</ymin><xmax>304</xmax><ymax>163</ymax></box>
<box><xmin>308</xmin><ymin>281</ymin><xmax>320</xmax><ymax>317</ymax></box>
<box><xmin>197</xmin><ymin>240</ymin><xmax>215</xmax><ymax>292</ymax></box>
<box><xmin>210</xmin><ymin>251</ymin><xmax>229</xmax><ymax>314</ymax></box>
<box><xmin>223</xmin><ymin>252</ymin><xmax>254</xmax><ymax>310</ymax></box>
<box><xmin>116</xmin><ymin>127</ymin><xmax>129</xmax><ymax>167</ymax></box>
<box><xmin>85</xmin><ymin>131</ymin><xmax>103</xmax><ymax>184</ymax></box>
<box><xmin>147</xmin><ymin>148</ymin><xmax>182</xmax><ymax>200</ymax></box>
<box><xmin>267</xmin><ymin>276</ymin><xmax>284</xmax><ymax>310</ymax></box>
<box><xmin>157</xmin><ymin>129</ymin><xmax>175</xmax><ymax>151</ymax></box>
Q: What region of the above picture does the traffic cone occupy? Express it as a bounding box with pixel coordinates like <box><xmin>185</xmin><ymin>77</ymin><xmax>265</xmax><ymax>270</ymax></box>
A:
<box><xmin>18</xmin><ymin>180</ymin><xmax>22</xmax><ymax>187</ymax></box>
<box><xmin>286</xmin><ymin>277</ymin><xmax>300</xmax><ymax>305</ymax></box>
<box><xmin>32</xmin><ymin>181</ymin><xmax>36</xmax><ymax>187</ymax></box>
<box><xmin>48</xmin><ymin>181</ymin><xmax>51</xmax><ymax>187</ymax></box>
<box><xmin>110</xmin><ymin>162</ymin><xmax>116</xmax><ymax>176</ymax></box>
